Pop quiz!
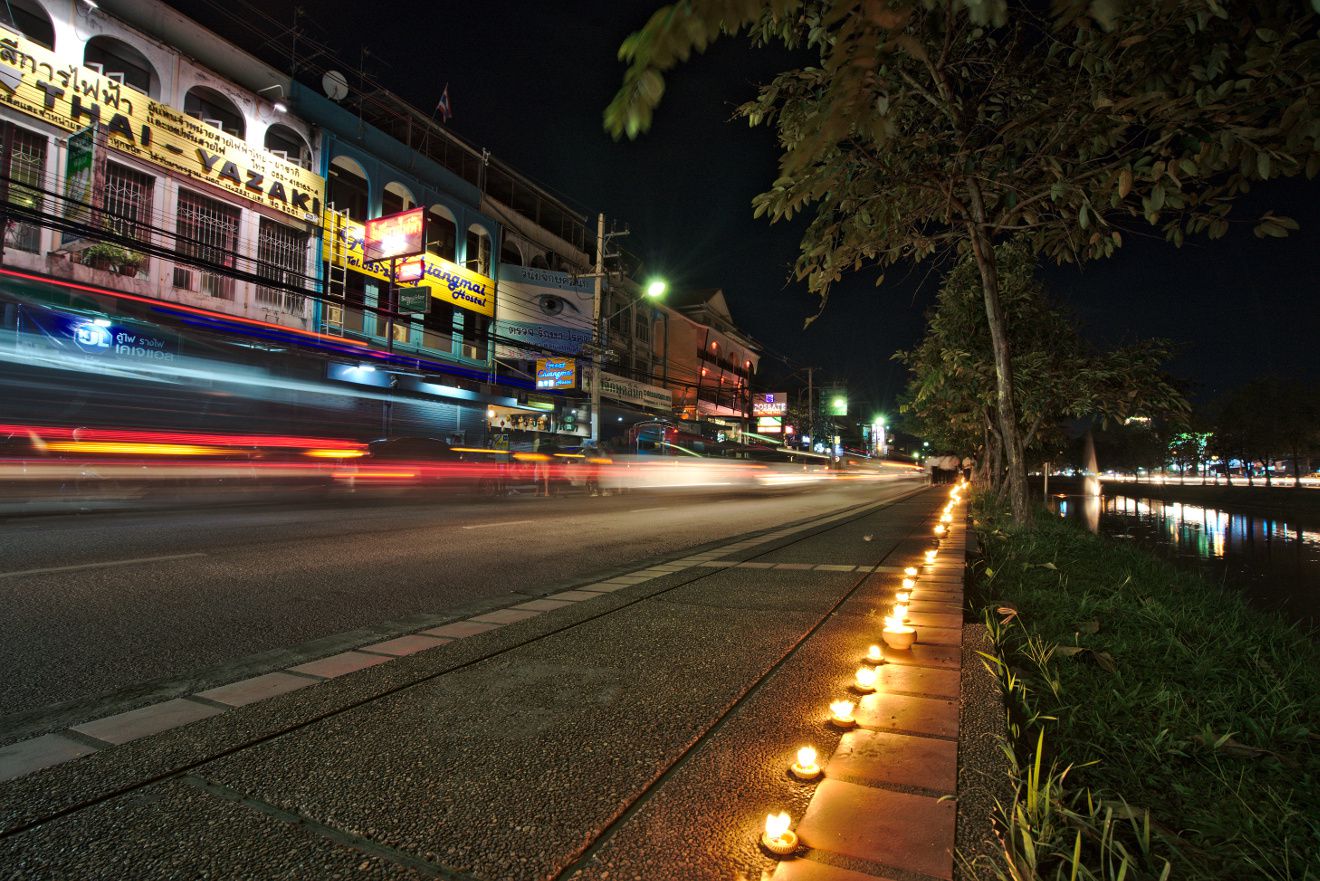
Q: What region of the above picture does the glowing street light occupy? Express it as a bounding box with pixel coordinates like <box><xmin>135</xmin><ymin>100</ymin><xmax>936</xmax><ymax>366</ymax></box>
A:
<box><xmin>645</xmin><ymin>278</ymin><xmax>667</xmax><ymax>298</ymax></box>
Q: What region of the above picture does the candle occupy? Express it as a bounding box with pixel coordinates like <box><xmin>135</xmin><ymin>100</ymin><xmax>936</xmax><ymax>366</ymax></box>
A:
<box><xmin>762</xmin><ymin>811</ymin><xmax>799</xmax><ymax>855</ymax></box>
<box><xmin>904</xmin><ymin>566</ymin><xmax>918</xmax><ymax>577</ymax></box>
<box><xmin>940</xmin><ymin>512</ymin><xmax>953</xmax><ymax>524</ymax></box>
<box><xmin>829</xmin><ymin>699</ymin><xmax>856</xmax><ymax>727</ymax></box>
<box><xmin>893</xmin><ymin>603</ymin><xmax>908</xmax><ymax>621</ymax></box>
<box><xmin>790</xmin><ymin>745</ymin><xmax>822</xmax><ymax>780</ymax></box>
<box><xmin>902</xmin><ymin>577</ymin><xmax>916</xmax><ymax>591</ymax></box>
<box><xmin>854</xmin><ymin>666</ymin><xmax>877</xmax><ymax>692</ymax></box>
<box><xmin>925</xmin><ymin>549</ymin><xmax>937</xmax><ymax>564</ymax></box>
<box><xmin>934</xmin><ymin>524</ymin><xmax>946</xmax><ymax>536</ymax></box>
<box><xmin>896</xmin><ymin>589</ymin><xmax>910</xmax><ymax>604</ymax></box>
<box><xmin>867</xmin><ymin>643</ymin><xmax>884</xmax><ymax>663</ymax></box>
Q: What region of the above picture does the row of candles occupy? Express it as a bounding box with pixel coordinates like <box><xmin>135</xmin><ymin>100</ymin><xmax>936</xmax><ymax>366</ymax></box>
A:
<box><xmin>761</xmin><ymin>482</ymin><xmax>965</xmax><ymax>857</ymax></box>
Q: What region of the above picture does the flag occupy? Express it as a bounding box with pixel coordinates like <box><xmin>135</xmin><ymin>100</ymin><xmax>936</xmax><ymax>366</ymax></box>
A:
<box><xmin>435</xmin><ymin>84</ymin><xmax>452</xmax><ymax>123</ymax></box>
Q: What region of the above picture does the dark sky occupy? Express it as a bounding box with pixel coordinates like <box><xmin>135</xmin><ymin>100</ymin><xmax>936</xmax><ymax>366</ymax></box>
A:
<box><xmin>169</xmin><ymin>0</ymin><xmax>1319</xmax><ymax>417</ymax></box>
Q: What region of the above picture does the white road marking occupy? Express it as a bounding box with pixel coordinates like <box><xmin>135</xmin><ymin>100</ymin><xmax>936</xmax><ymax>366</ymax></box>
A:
<box><xmin>0</xmin><ymin>553</ymin><xmax>208</xmax><ymax>579</ymax></box>
<box><xmin>628</xmin><ymin>507</ymin><xmax>669</xmax><ymax>513</ymax></box>
<box><xmin>461</xmin><ymin>520</ymin><xmax>536</xmax><ymax>530</ymax></box>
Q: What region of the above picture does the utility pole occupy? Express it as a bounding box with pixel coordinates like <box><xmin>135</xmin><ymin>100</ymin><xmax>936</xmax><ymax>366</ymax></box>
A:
<box><xmin>589</xmin><ymin>212</ymin><xmax>605</xmax><ymax>445</ymax></box>
<box><xmin>806</xmin><ymin>366</ymin><xmax>815</xmax><ymax>449</ymax></box>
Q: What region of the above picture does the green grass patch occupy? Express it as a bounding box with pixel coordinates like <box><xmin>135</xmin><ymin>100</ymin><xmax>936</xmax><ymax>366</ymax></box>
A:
<box><xmin>971</xmin><ymin>500</ymin><xmax>1319</xmax><ymax>881</ymax></box>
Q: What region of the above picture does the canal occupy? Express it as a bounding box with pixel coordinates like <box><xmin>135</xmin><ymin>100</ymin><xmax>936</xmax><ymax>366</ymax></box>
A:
<box><xmin>1048</xmin><ymin>492</ymin><xmax>1320</xmax><ymax>631</ymax></box>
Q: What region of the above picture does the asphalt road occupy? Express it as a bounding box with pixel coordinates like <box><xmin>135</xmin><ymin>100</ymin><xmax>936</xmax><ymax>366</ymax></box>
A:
<box><xmin>1</xmin><ymin>478</ymin><xmax>922</xmax><ymax>743</ymax></box>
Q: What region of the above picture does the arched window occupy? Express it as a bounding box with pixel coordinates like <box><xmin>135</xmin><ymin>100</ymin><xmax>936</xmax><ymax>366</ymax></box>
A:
<box><xmin>0</xmin><ymin>0</ymin><xmax>53</xmax><ymax>50</ymax></box>
<box><xmin>327</xmin><ymin>155</ymin><xmax>369</xmax><ymax>220</ymax></box>
<box><xmin>184</xmin><ymin>86</ymin><xmax>245</xmax><ymax>138</ymax></box>
<box><xmin>500</xmin><ymin>242</ymin><xmax>523</xmax><ymax>267</ymax></box>
<box><xmin>427</xmin><ymin>204</ymin><xmax>457</xmax><ymax>262</ymax></box>
<box><xmin>84</xmin><ymin>36</ymin><xmax>158</xmax><ymax>97</ymax></box>
<box><xmin>381</xmin><ymin>182</ymin><xmax>415</xmax><ymax>216</ymax></box>
<box><xmin>529</xmin><ymin>254</ymin><xmax>549</xmax><ymax>270</ymax></box>
<box><xmin>465</xmin><ymin>224</ymin><xmax>491</xmax><ymax>276</ymax></box>
<box><xmin>264</xmin><ymin>124</ymin><xmax>311</xmax><ymax>169</ymax></box>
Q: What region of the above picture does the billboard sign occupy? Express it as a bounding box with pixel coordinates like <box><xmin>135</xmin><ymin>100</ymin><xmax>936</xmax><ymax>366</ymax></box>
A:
<box><xmin>753</xmin><ymin>392</ymin><xmax>787</xmax><ymax>416</ymax></box>
<box><xmin>756</xmin><ymin>416</ymin><xmax>783</xmax><ymax>434</ymax></box>
<box><xmin>535</xmin><ymin>358</ymin><xmax>577</xmax><ymax>390</ymax></box>
<box><xmin>494</xmin><ymin>263</ymin><xmax>597</xmax><ymax>358</ymax></box>
<box><xmin>364</xmin><ymin>207</ymin><xmax>426</xmax><ymax>263</ymax></box>
<box><xmin>0</xmin><ymin>34</ymin><xmax>324</xmax><ymax>221</ymax></box>
<box><xmin>323</xmin><ymin>213</ymin><xmax>495</xmax><ymax>316</ymax></box>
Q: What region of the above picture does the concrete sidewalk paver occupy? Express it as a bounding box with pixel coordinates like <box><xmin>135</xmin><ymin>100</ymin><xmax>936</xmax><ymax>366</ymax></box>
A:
<box><xmin>0</xmin><ymin>734</ymin><xmax>98</xmax><ymax>783</ymax></box>
<box><xmin>828</xmin><ymin>729</ymin><xmax>957</xmax><ymax>793</ymax></box>
<box><xmin>195</xmin><ymin>671</ymin><xmax>318</xmax><ymax>707</ymax></box>
<box><xmin>422</xmin><ymin>620</ymin><xmax>502</xmax><ymax>637</ymax></box>
<box><xmin>71</xmin><ymin>698</ymin><xmax>224</xmax><ymax>746</ymax></box>
<box><xmin>286</xmin><ymin>650</ymin><xmax>390</xmax><ymax>680</ymax></box>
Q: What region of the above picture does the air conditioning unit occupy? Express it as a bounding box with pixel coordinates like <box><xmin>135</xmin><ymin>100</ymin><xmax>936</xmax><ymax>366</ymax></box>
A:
<box><xmin>172</xmin><ymin>266</ymin><xmax>193</xmax><ymax>290</ymax></box>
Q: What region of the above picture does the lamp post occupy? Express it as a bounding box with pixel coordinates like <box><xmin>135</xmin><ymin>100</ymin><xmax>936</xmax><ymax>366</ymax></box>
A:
<box><xmin>587</xmin><ymin>212</ymin><xmax>666</xmax><ymax>444</ymax></box>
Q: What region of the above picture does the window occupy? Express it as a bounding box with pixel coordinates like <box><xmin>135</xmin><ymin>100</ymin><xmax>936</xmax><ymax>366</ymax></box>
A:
<box><xmin>427</xmin><ymin>206</ymin><xmax>456</xmax><ymax>262</ymax></box>
<box><xmin>465</xmin><ymin>225</ymin><xmax>490</xmax><ymax>275</ymax></box>
<box><xmin>84</xmin><ymin>37</ymin><xmax>157</xmax><ymax>97</ymax></box>
<box><xmin>102</xmin><ymin>162</ymin><xmax>154</xmax><ymax>244</ymax></box>
<box><xmin>381</xmin><ymin>182</ymin><xmax>415</xmax><ymax>217</ymax></box>
<box><xmin>0</xmin><ymin>0</ymin><xmax>54</xmax><ymax>49</ymax></box>
<box><xmin>327</xmin><ymin>156</ymin><xmax>369</xmax><ymax>220</ymax></box>
<box><xmin>634</xmin><ymin>312</ymin><xmax>650</xmax><ymax>342</ymax></box>
<box><xmin>1</xmin><ymin>124</ymin><xmax>47</xmax><ymax>253</ymax></box>
<box><xmin>500</xmin><ymin>243</ymin><xmax>522</xmax><ymax>266</ymax></box>
<box><xmin>423</xmin><ymin>297</ymin><xmax>454</xmax><ymax>353</ymax></box>
<box><xmin>184</xmin><ymin>86</ymin><xmax>245</xmax><ymax>139</ymax></box>
<box><xmin>461</xmin><ymin>312</ymin><xmax>489</xmax><ymax>360</ymax></box>
<box><xmin>263</xmin><ymin>124</ymin><xmax>311</xmax><ymax>170</ymax></box>
<box><xmin>255</xmin><ymin>218</ymin><xmax>308</xmax><ymax>312</ymax></box>
<box><xmin>175</xmin><ymin>190</ymin><xmax>240</xmax><ymax>300</ymax></box>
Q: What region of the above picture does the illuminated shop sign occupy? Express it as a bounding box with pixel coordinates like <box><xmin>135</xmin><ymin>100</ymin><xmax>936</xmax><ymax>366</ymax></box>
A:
<box><xmin>753</xmin><ymin>392</ymin><xmax>787</xmax><ymax>416</ymax></box>
<box><xmin>16</xmin><ymin>308</ymin><xmax>177</xmax><ymax>362</ymax></box>
<box><xmin>0</xmin><ymin>34</ymin><xmax>325</xmax><ymax>221</ymax></box>
<box><xmin>364</xmin><ymin>207</ymin><xmax>425</xmax><ymax>262</ymax></box>
<box><xmin>323</xmin><ymin>212</ymin><xmax>495</xmax><ymax>316</ymax></box>
<box><xmin>535</xmin><ymin>358</ymin><xmax>577</xmax><ymax>390</ymax></box>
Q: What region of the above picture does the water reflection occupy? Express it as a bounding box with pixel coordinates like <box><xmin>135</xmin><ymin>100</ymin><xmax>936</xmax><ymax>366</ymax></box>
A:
<box><xmin>1049</xmin><ymin>494</ymin><xmax>1320</xmax><ymax>630</ymax></box>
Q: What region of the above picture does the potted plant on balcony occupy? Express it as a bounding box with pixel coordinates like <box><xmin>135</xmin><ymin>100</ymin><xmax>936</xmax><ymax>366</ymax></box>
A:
<box><xmin>83</xmin><ymin>242</ymin><xmax>127</xmax><ymax>272</ymax></box>
<box><xmin>116</xmin><ymin>249</ymin><xmax>145</xmax><ymax>277</ymax></box>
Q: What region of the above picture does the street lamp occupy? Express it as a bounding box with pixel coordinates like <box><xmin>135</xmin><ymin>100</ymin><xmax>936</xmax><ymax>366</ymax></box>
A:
<box><xmin>645</xmin><ymin>278</ymin><xmax>667</xmax><ymax>298</ymax></box>
<box><xmin>588</xmin><ymin>246</ymin><xmax>667</xmax><ymax>444</ymax></box>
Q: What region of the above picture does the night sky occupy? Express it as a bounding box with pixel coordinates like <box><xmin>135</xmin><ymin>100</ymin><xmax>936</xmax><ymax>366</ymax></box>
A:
<box><xmin>169</xmin><ymin>0</ymin><xmax>1319</xmax><ymax>418</ymax></box>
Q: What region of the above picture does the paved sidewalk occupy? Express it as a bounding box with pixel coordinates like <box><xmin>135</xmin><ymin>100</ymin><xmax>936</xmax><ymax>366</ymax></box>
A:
<box><xmin>0</xmin><ymin>484</ymin><xmax>969</xmax><ymax>880</ymax></box>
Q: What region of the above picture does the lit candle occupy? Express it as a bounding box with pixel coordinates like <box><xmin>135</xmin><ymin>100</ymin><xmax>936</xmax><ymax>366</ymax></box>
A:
<box><xmin>934</xmin><ymin>524</ymin><xmax>946</xmax><ymax>536</ymax></box>
<box><xmin>902</xmin><ymin>577</ymin><xmax>916</xmax><ymax>591</ymax></box>
<box><xmin>940</xmin><ymin>513</ymin><xmax>953</xmax><ymax>524</ymax></box>
<box><xmin>867</xmin><ymin>643</ymin><xmax>884</xmax><ymax>663</ymax></box>
<box><xmin>896</xmin><ymin>589</ymin><xmax>910</xmax><ymax>604</ymax></box>
<box><xmin>829</xmin><ymin>699</ymin><xmax>856</xmax><ymax>727</ymax></box>
<box><xmin>893</xmin><ymin>603</ymin><xmax>908</xmax><ymax>621</ymax></box>
<box><xmin>904</xmin><ymin>566</ymin><xmax>918</xmax><ymax>577</ymax></box>
<box><xmin>924</xmin><ymin>549</ymin><xmax>937</xmax><ymax>564</ymax></box>
<box><xmin>762</xmin><ymin>811</ymin><xmax>799</xmax><ymax>855</ymax></box>
<box><xmin>854</xmin><ymin>665</ymin><xmax>877</xmax><ymax>692</ymax></box>
<box><xmin>882</xmin><ymin>619</ymin><xmax>917</xmax><ymax>650</ymax></box>
<box><xmin>790</xmin><ymin>745</ymin><xmax>822</xmax><ymax>780</ymax></box>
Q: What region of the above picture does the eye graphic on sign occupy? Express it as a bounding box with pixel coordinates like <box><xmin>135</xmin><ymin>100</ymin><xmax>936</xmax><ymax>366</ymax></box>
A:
<box><xmin>535</xmin><ymin>294</ymin><xmax>579</xmax><ymax>317</ymax></box>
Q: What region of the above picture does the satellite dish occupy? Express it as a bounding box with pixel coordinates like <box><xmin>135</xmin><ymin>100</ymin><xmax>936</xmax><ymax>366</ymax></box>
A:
<box><xmin>322</xmin><ymin>70</ymin><xmax>349</xmax><ymax>101</ymax></box>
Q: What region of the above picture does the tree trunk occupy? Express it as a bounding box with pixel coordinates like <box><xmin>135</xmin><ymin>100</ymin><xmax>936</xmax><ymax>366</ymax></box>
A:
<box><xmin>964</xmin><ymin>186</ymin><xmax>1028</xmax><ymax>524</ymax></box>
<box><xmin>1264</xmin><ymin>453</ymin><xmax>1272</xmax><ymax>487</ymax></box>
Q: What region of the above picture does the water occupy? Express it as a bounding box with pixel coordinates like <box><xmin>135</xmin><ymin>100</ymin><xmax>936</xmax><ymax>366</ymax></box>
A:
<box><xmin>1048</xmin><ymin>493</ymin><xmax>1320</xmax><ymax>631</ymax></box>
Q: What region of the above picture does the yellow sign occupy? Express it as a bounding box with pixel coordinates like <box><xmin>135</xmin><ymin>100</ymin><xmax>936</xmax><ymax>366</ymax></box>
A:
<box><xmin>0</xmin><ymin>34</ymin><xmax>324</xmax><ymax>221</ymax></box>
<box><xmin>323</xmin><ymin>212</ymin><xmax>495</xmax><ymax>317</ymax></box>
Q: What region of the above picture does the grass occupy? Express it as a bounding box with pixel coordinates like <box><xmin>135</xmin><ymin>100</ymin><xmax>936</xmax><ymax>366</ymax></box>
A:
<box><xmin>970</xmin><ymin>498</ymin><xmax>1320</xmax><ymax>881</ymax></box>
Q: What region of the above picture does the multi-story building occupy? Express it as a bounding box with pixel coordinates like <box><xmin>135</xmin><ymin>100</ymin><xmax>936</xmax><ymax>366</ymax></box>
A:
<box><xmin>655</xmin><ymin>289</ymin><xmax>760</xmax><ymax>439</ymax></box>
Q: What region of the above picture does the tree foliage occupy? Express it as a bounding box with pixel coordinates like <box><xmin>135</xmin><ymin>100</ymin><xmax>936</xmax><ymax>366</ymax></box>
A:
<box><xmin>895</xmin><ymin>242</ymin><xmax>1189</xmax><ymax>486</ymax></box>
<box><xmin>606</xmin><ymin>0</ymin><xmax>1320</xmax><ymax>520</ymax></box>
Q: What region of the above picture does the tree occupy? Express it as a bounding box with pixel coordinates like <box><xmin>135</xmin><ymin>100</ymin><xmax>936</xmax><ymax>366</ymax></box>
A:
<box><xmin>1212</xmin><ymin>378</ymin><xmax>1320</xmax><ymax>487</ymax></box>
<box><xmin>606</xmin><ymin>0</ymin><xmax>1320</xmax><ymax>523</ymax></box>
<box><xmin>895</xmin><ymin>242</ymin><xmax>1188</xmax><ymax>493</ymax></box>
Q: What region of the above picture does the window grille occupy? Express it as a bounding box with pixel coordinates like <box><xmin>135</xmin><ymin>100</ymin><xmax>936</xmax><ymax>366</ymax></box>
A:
<box><xmin>176</xmin><ymin>190</ymin><xmax>240</xmax><ymax>300</ymax></box>
<box><xmin>4</xmin><ymin>126</ymin><xmax>47</xmax><ymax>253</ymax></box>
<box><xmin>255</xmin><ymin>218</ymin><xmax>308</xmax><ymax>312</ymax></box>
<box><xmin>102</xmin><ymin>163</ymin><xmax>154</xmax><ymax>245</ymax></box>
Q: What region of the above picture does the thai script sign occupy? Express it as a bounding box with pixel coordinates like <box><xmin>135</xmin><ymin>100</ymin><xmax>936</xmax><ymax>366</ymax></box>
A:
<box><xmin>494</xmin><ymin>263</ymin><xmax>596</xmax><ymax>359</ymax></box>
<box><xmin>323</xmin><ymin>212</ymin><xmax>495</xmax><ymax>317</ymax></box>
<box><xmin>0</xmin><ymin>33</ymin><xmax>324</xmax><ymax>221</ymax></box>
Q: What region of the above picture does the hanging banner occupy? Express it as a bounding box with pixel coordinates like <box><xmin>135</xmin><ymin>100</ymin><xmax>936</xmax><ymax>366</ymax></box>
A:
<box><xmin>494</xmin><ymin>263</ymin><xmax>596</xmax><ymax>358</ymax></box>
<box><xmin>322</xmin><ymin>212</ymin><xmax>495</xmax><ymax>316</ymax></box>
<box><xmin>0</xmin><ymin>34</ymin><xmax>324</xmax><ymax>221</ymax></box>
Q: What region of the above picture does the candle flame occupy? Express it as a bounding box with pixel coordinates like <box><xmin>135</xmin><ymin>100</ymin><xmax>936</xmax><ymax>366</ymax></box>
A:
<box><xmin>796</xmin><ymin>745</ymin><xmax>818</xmax><ymax>769</ymax></box>
<box><xmin>925</xmin><ymin>549</ymin><xmax>937</xmax><ymax>563</ymax></box>
<box><xmin>894</xmin><ymin>603</ymin><xmax>908</xmax><ymax>620</ymax></box>
<box><xmin>896</xmin><ymin>590</ymin><xmax>910</xmax><ymax>603</ymax></box>
<box><xmin>904</xmin><ymin>566</ymin><xmax>918</xmax><ymax>577</ymax></box>
<box><xmin>830</xmin><ymin>699</ymin><xmax>855</xmax><ymax>721</ymax></box>
<box><xmin>934</xmin><ymin>524</ymin><xmax>946</xmax><ymax>536</ymax></box>
<box><xmin>765</xmin><ymin>811</ymin><xmax>791</xmax><ymax>838</ymax></box>
<box><xmin>902</xmin><ymin>577</ymin><xmax>916</xmax><ymax>590</ymax></box>
<box><xmin>867</xmin><ymin>644</ymin><xmax>883</xmax><ymax>661</ymax></box>
<box><xmin>856</xmin><ymin>666</ymin><xmax>877</xmax><ymax>688</ymax></box>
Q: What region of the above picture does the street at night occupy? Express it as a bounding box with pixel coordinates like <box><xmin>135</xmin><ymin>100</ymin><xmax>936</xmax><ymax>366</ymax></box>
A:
<box><xmin>2</xmin><ymin>0</ymin><xmax>1318</xmax><ymax>879</ymax></box>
